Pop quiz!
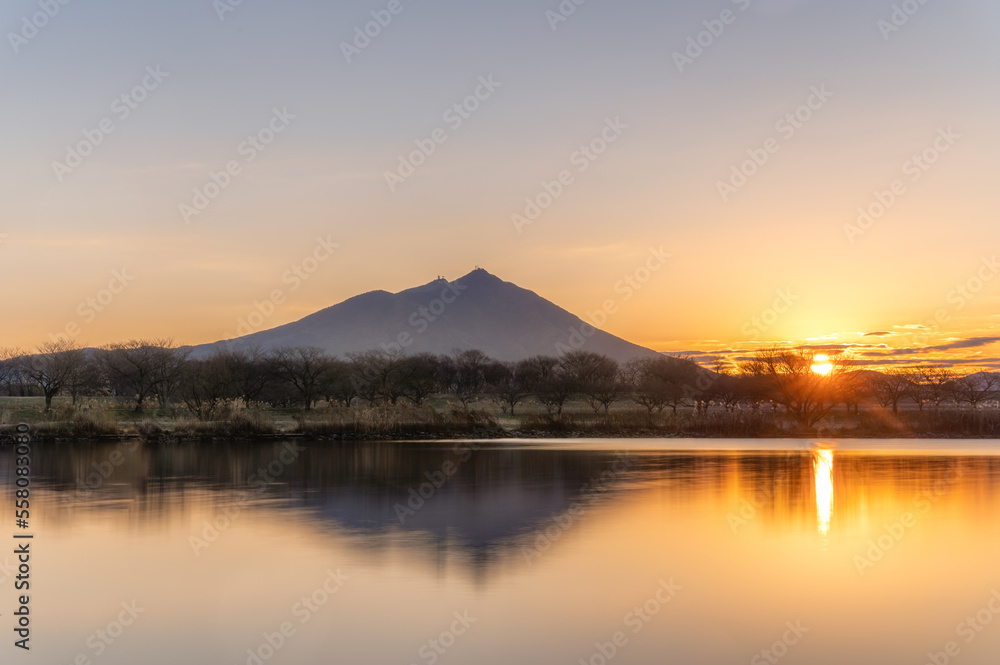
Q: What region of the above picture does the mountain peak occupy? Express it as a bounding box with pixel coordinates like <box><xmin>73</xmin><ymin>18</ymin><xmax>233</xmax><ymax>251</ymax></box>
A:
<box><xmin>456</xmin><ymin>267</ymin><xmax>504</xmax><ymax>285</ymax></box>
<box><xmin>403</xmin><ymin>269</ymin><xmax>498</xmax><ymax>294</ymax></box>
<box><xmin>195</xmin><ymin>269</ymin><xmax>660</xmax><ymax>362</ymax></box>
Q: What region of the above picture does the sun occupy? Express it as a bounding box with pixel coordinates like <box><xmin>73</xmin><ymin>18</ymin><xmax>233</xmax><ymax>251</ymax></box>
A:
<box><xmin>811</xmin><ymin>354</ymin><xmax>833</xmax><ymax>375</ymax></box>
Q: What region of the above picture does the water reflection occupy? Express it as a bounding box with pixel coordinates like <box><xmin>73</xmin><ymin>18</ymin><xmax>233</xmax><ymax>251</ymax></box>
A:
<box><xmin>3</xmin><ymin>440</ymin><xmax>1000</xmax><ymax>665</ymax></box>
<box><xmin>5</xmin><ymin>441</ymin><xmax>1000</xmax><ymax>569</ymax></box>
<box><xmin>814</xmin><ymin>448</ymin><xmax>834</xmax><ymax>534</ymax></box>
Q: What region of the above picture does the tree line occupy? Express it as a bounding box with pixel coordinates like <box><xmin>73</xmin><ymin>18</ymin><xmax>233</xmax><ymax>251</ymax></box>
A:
<box><xmin>1</xmin><ymin>341</ymin><xmax>998</xmax><ymax>427</ymax></box>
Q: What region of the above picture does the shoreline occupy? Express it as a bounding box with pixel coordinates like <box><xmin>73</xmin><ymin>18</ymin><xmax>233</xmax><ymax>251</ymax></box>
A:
<box><xmin>3</xmin><ymin>427</ymin><xmax>999</xmax><ymax>444</ymax></box>
<box><xmin>5</xmin><ymin>399</ymin><xmax>1000</xmax><ymax>443</ymax></box>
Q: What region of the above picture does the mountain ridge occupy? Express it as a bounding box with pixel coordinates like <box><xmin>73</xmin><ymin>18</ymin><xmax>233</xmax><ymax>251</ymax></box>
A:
<box><xmin>193</xmin><ymin>268</ymin><xmax>660</xmax><ymax>362</ymax></box>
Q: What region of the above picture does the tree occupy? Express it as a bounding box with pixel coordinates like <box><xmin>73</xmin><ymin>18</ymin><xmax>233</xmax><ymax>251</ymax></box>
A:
<box><xmin>920</xmin><ymin>366</ymin><xmax>957</xmax><ymax>409</ymax></box>
<box><xmin>951</xmin><ymin>371</ymin><xmax>1000</xmax><ymax>409</ymax></box>
<box><xmin>325</xmin><ymin>358</ymin><xmax>359</xmax><ymax>407</ymax></box>
<box><xmin>450</xmin><ymin>349</ymin><xmax>491</xmax><ymax>408</ymax></box>
<box><xmin>625</xmin><ymin>357</ymin><xmax>669</xmax><ymax>414</ymax></box>
<box><xmin>0</xmin><ymin>348</ymin><xmax>26</xmax><ymax>398</ymax></box>
<box><xmin>486</xmin><ymin>360</ymin><xmax>531</xmax><ymax>415</ymax></box>
<box><xmin>398</xmin><ymin>353</ymin><xmax>442</xmax><ymax>406</ymax></box>
<box><xmin>560</xmin><ymin>351</ymin><xmax>622</xmax><ymax>414</ymax></box>
<box><xmin>218</xmin><ymin>346</ymin><xmax>272</xmax><ymax>407</ymax></box>
<box><xmin>706</xmin><ymin>360</ymin><xmax>743</xmax><ymax>412</ymax></box>
<box><xmin>835</xmin><ymin>370</ymin><xmax>867</xmax><ymax>415</ymax></box>
<box><xmin>522</xmin><ymin>355</ymin><xmax>574</xmax><ymax>416</ymax></box>
<box><xmin>626</xmin><ymin>356</ymin><xmax>699</xmax><ymax>415</ymax></box>
<box><xmin>270</xmin><ymin>347</ymin><xmax>335</xmax><ymax>410</ymax></box>
<box><xmin>742</xmin><ymin>347</ymin><xmax>846</xmax><ymax>428</ymax></box>
<box><xmin>96</xmin><ymin>339</ymin><xmax>189</xmax><ymax>412</ymax></box>
<box><xmin>22</xmin><ymin>341</ymin><xmax>88</xmax><ymax>411</ymax></box>
<box><xmin>151</xmin><ymin>343</ymin><xmax>191</xmax><ymax>408</ymax></box>
<box><xmin>348</xmin><ymin>349</ymin><xmax>408</xmax><ymax>406</ymax></box>
<box><xmin>901</xmin><ymin>367</ymin><xmax>930</xmax><ymax>411</ymax></box>
<box><xmin>866</xmin><ymin>369</ymin><xmax>910</xmax><ymax>415</ymax></box>
<box><xmin>735</xmin><ymin>359</ymin><xmax>772</xmax><ymax>411</ymax></box>
<box><xmin>179</xmin><ymin>355</ymin><xmax>232</xmax><ymax>420</ymax></box>
<box><xmin>66</xmin><ymin>352</ymin><xmax>103</xmax><ymax>405</ymax></box>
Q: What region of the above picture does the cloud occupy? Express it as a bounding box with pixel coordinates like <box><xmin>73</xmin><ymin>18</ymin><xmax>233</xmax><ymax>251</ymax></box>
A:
<box><xmin>858</xmin><ymin>336</ymin><xmax>1000</xmax><ymax>359</ymax></box>
<box><xmin>928</xmin><ymin>336</ymin><xmax>1000</xmax><ymax>352</ymax></box>
<box><xmin>664</xmin><ymin>336</ymin><xmax>1000</xmax><ymax>372</ymax></box>
<box><xmin>793</xmin><ymin>343</ymin><xmax>849</xmax><ymax>352</ymax></box>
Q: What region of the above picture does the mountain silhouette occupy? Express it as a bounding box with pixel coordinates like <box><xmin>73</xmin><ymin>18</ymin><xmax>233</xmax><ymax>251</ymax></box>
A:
<box><xmin>195</xmin><ymin>268</ymin><xmax>659</xmax><ymax>361</ymax></box>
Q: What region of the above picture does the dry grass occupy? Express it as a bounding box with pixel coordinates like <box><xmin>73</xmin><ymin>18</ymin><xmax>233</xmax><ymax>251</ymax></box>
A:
<box><xmin>3</xmin><ymin>394</ymin><xmax>1000</xmax><ymax>440</ymax></box>
<box><xmin>514</xmin><ymin>410</ymin><xmax>780</xmax><ymax>437</ymax></box>
<box><xmin>851</xmin><ymin>409</ymin><xmax>1000</xmax><ymax>437</ymax></box>
<box><xmin>294</xmin><ymin>406</ymin><xmax>500</xmax><ymax>438</ymax></box>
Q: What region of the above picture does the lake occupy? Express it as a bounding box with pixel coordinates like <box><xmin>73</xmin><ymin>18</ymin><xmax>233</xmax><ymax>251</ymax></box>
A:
<box><xmin>4</xmin><ymin>438</ymin><xmax>1000</xmax><ymax>665</ymax></box>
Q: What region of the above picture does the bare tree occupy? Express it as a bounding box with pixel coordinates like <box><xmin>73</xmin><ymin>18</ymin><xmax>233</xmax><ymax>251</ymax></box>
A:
<box><xmin>835</xmin><ymin>370</ymin><xmax>867</xmax><ymax>415</ymax></box>
<box><xmin>0</xmin><ymin>348</ymin><xmax>26</xmax><ymax>397</ymax></box>
<box><xmin>743</xmin><ymin>346</ymin><xmax>846</xmax><ymax>428</ymax></box>
<box><xmin>22</xmin><ymin>341</ymin><xmax>88</xmax><ymax>411</ymax></box>
<box><xmin>626</xmin><ymin>357</ymin><xmax>669</xmax><ymax>414</ymax></box>
<box><xmin>626</xmin><ymin>356</ymin><xmax>700</xmax><ymax>415</ymax></box>
<box><xmin>96</xmin><ymin>338</ymin><xmax>187</xmax><ymax>412</ymax></box>
<box><xmin>151</xmin><ymin>343</ymin><xmax>191</xmax><ymax>408</ymax></box>
<box><xmin>866</xmin><ymin>368</ymin><xmax>910</xmax><ymax>415</ymax></box>
<box><xmin>951</xmin><ymin>370</ymin><xmax>1000</xmax><ymax>409</ymax></box>
<box><xmin>325</xmin><ymin>358</ymin><xmax>360</xmax><ymax>407</ymax></box>
<box><xmin>920</xmin><ymin>366</ymin><xmax>957</xmax><ymax>409</ymax></box>
<box><xmin>397</xmin><ymin>353</ymin><xmax>442</xmax><ymax>406</ymax></box>
<box><xmin>179</xmin><ymin>355</ymin><xmax>232</xmax><ymax>420</ymax></box>
<box><xmin>901</xmin><ymin>366</ymin><xmax>930</xmax><ymax>411</ymax></box>
<box><xmin>559</xmin><ymin>351</ymin><xmax>622</xmax><ymax>414</ymax></box>
<box><xmin>706</xmin><ymin>360</ymin><xmax>743</xmax><ymax>412</ymax></box>
<box><xmin>450</xmin><ymin>349</ymin><xmax>492</xmax><ymax>408</ymax></box>
<box><xmin>270</xmin><ymin>347</ymin><xmax>335</xmax><ymax>410</ymax></box>
<box><xmin>348</xmin><ymin>349</ymin><xmax>408</xmax><ymax>406</ymax></box>
<box><xmin>66</xmin><ymin>352</ymin><xmax>103</xmax><ymax>405</ymax></box>
<box><xmin>219</xmin><ymin>346</ymin><xmax>272</xmax><ymax>407</ymax></box>
<box><xmin>486</xmin><ymin>360</ymin><xmax>532</xmax><ymax>415</ymax></box>
<box><xmin>736</xmin><ymin>359</ymin><xmax>772</xmax><ymax>411</ymax></box>
<box><xmin>522</xmin><ymin>355</ymin><xmax>574</xmax><ymax>416</ymax></box>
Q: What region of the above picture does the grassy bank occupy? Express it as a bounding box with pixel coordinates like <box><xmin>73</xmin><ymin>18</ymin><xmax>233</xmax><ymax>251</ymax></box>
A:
<box><xmin>3</xmin><ymin>396</ymin><xmax>1000</xmax><ymax>442</ymax></box>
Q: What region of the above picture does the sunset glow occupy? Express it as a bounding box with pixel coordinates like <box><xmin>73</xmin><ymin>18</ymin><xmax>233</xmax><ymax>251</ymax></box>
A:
<box><xmin>814</xmin><ymin>449</ymin><xmax>834</xmax><ymax>535</ymax></box>
<box><xmin>811</xmin><ymin>355</ymin><xmax>834</xmax><ymax>376</ymax></box>
<box><xmin>4</xmin><ymin>2</ymin><xmax>1000</xmax><ymax>663</ymax></box>
<box><xmin>2</xmin><ymin>1</ymin><xmax>999</xmax><ymax>372</ymax></box>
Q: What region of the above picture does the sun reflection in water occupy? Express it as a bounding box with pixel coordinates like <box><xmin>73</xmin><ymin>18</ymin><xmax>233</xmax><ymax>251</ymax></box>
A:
<box><xmin>814</xmin><ymin>449</ymin><xmax>834</xmax><ymax>534</ymax></box>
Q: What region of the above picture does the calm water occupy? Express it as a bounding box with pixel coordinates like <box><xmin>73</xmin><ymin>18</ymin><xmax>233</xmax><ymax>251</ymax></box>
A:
<box><xmin>4</xmin><ymin>438</ymin><xmax>1000</xmax><ymax>665</ymax></box>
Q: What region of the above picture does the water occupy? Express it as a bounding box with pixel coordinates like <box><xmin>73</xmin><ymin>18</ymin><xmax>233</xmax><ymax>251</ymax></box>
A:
<box><xmin>4</xmin><ymin>438</ymin><xmax>1000</xmax><ymax>665</ymax></box>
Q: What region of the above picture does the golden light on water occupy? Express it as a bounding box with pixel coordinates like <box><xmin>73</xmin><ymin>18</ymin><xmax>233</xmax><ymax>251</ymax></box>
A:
<box><xmin>814</xmin><ymin>449</ymin><xmax>834</xmax><ymax>534</ymax></box>
<box><xmin>811</xmin><ymin>354</ymin><xmax>833</xmax><ymax>375</ymax></box>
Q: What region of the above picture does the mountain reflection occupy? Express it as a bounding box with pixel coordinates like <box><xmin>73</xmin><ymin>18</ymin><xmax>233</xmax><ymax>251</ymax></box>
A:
<box><xmin>5</xmin><ymin>440</ymin><xmax>1000</xmax><ymax>577</ymax></box>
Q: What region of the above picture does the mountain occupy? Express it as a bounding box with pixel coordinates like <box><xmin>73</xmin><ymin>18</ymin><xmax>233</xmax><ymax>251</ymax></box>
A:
<box><xmin>193</xmin><ymin>268</ymin><xmax>660</xmax><ymax>362</ymax></box>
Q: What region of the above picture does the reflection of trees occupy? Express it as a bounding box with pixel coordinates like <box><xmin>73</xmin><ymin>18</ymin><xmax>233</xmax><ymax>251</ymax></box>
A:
<box><xmin>1</xmin><ymin>442</ymin><xmax>638</xmax><ymax>565</ymax></box>
<box><xmin>5</xmin><ymin>442</ymin><xmax>1000</xmax><ymax>576</ymax></box>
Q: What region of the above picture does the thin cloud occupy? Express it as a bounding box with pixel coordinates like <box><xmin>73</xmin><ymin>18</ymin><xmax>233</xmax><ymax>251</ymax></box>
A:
<box><xmin>929</xmin><ymin>336</ymin><xmax>1000</xmax><ymax>352</ymax></box>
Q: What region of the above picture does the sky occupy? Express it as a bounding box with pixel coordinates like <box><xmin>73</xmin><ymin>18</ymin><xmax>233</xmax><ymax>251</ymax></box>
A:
<box><xmin>2</xmin><ymin>0</ymin><xmax>999</xmax><ymax>368</ymax></box>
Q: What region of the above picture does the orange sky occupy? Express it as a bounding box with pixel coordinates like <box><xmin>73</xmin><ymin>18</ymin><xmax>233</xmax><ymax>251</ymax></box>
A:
<box><xmin>3</xmin><ymin>0</ymin><xmax>999</xmax><ymax>369</ymax></box>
